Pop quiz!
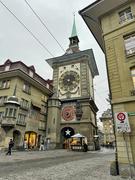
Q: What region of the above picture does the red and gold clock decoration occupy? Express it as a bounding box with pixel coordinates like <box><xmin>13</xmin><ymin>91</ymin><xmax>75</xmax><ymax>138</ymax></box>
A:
<box><xmin>62</xmin><ymin>107</ymin><xmax>75</xmax><ymax>121</ymax></box>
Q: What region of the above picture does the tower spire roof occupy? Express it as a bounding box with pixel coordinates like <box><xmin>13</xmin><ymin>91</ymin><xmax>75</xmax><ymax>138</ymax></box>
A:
<box><xmin>71</xmin><ymin>14</ymin><xmax>77</xmax><ymax>37</ymax></box>
<box><xmin>64</xmin><ymin>13</ymin><xmax>80</xmax><ymax>54</ymax></box>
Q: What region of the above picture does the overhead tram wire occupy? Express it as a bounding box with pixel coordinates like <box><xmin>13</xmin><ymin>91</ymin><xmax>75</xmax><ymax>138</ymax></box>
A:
<box><xmin>1</xmin><ymin>1</ymin><xmax>107</xmax><ymax>104</ymax></box>
<box><xmin>24</xmin><ymin>0</ymin><xmax>81</xmax><ymax>71</ymax></box>
<box><xmin>24</xmin><ymin>0</ymin><xmax>101</xmax><ymax>74</ymax></box>
<box><xmin>24</xmin><ymin>0</ymin><xmax>65</xmax><ymax>53</ymax></box>
<box><xmin>0</xmin><ymin>1</ymin><xmax>54</xmax><ymax>58</ymax></box>
<box><xmin>94</xmin><ymin>88</ymin><xmax>108</xmax><ymax>106</ymax></box>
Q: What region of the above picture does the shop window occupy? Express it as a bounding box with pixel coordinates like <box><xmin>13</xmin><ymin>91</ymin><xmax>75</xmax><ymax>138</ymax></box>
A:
<box><xmin>119</xmin><ymin>7</ymin><xmax>133</xmax><ymax>25</ymax></box>
<box><xmin>24</xmin><ymin>132</ymin><xmax>37</xmax><ymax>147</ymax></box>
<box><xmin>23</xmin><ymin>84</ymin><xmax>31</xmax><ymax>94</ymax></box>
<box><xmin>2</xmin><ymin>80</ymin><xmax>10</xmax><ymax>89</ymax></box>
<box><xmin>0</xmin><ymin>112</ymin><xmax>3</xmax><ymax>122</ymax></box>
<box><xmin>124</xmin><ymin>33</ymin><xmax>135</xmax><ymax>56</ymax></box>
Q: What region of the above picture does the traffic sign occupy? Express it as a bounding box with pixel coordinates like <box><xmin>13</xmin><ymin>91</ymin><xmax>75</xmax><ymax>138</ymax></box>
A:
<box><xmin>128</xmin><ymin>113</ymin><xmax>135</xmax><ymax>116</ymax></box>
<box><xmin>115</xmin><ymin>112</ymin><xmax>131</xmax><ymax>133</ymax></box>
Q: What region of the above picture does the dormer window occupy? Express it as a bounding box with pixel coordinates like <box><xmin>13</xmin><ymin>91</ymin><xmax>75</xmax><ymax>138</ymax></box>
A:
<box><xmin>119</xmin><ymin>7</ymin><xmax>133</xmax><ymax>25</ymax></box>
<box><xmin>5</xmin><ymin>65</ymin><xmax>10</xmax><ymax>71</ymax></box>
<box><xmin>46</xmin><ymin>83</ymin><xmax>49</xmax><ymax>89</ymax></box>
<box><xmin>29</xmin><ymin>70</ymin><xmax>34</xmax><ymax>77</ymax></box>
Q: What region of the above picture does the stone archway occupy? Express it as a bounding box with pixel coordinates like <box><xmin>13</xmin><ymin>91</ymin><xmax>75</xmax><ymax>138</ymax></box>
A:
<box><xmin>61</xmin><ymin>127</ymin><xmax>74</xmax><ymax>149</ymax></box>
<box><xmin>13</xmin><ymin>130</ymin><xmax>21</xmax><ymax>149</ymax></box>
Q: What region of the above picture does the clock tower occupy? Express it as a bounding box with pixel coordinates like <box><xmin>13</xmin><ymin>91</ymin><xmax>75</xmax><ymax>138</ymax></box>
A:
<box><xmin>46</xmin><ymin>16</ymin><xmax>99</xmax><ymax>149</ymax></box>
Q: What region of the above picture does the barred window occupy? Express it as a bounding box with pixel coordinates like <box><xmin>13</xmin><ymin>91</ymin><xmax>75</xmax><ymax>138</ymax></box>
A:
<box><xmin>119</xmin><ymin>7</ymin><xmax>133</xmax><ymax>25</ymax></box>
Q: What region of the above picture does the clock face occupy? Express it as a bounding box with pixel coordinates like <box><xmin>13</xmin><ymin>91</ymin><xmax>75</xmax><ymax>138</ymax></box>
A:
<box><xmin>62</xmin><ymin>107</ymin><xmax>75</xmax><ymax>121</ymax></box>
<box><xmin>59</xmin><ymin>70</ymin><xmax>80</xmax><ymax>91</ymax></box>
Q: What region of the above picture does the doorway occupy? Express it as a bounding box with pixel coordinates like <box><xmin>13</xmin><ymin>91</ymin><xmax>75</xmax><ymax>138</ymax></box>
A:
<box><xmin>13</xmin><ymin>130</ymin><xmax>21</xmax><ymax>149</ymax></box>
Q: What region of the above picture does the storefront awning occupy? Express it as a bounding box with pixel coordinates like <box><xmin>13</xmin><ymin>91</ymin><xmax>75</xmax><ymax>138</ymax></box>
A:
<box><xmin>32</xmin><ymin>102</ymin><xmax>42</xmax><ymax>109</ymax></box>
<box><xmin>71</xmin><ymin>133</ymin><xmax>85</xmax><ymax>138</ymax></box>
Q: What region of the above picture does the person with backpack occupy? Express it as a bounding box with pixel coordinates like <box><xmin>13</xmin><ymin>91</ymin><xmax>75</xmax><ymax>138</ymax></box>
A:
<box><xmin>6</xmin><ymin>139</ymin><xmax>14</xmax><ymax>155</ymax></box>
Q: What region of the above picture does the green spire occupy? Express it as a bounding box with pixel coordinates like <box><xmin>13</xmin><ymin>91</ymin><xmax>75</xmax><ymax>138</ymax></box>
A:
<box><xmin>71</xmin><ymin>15</ymin><xmax>77</xmax><ymax>37</ymax></box>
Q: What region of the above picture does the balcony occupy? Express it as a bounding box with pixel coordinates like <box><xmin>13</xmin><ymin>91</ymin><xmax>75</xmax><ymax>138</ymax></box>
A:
<box><xmin>1</xmin><ymin>116</ymin><xmax>16</xmax><ymax>128</ymax></box>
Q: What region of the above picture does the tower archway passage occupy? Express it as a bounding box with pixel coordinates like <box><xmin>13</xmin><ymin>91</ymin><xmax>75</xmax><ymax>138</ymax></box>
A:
<box><xmin>61</xmin><ymin>127</ymin><xmax>74</xmax><ymax>149</ymax></box>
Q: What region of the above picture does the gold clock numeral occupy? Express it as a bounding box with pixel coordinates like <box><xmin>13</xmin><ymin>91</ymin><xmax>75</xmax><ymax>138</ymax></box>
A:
<box><xmin>72</xmin><ymin>81</ymin><xmax>76</xmax><ymax>84</ymax></box>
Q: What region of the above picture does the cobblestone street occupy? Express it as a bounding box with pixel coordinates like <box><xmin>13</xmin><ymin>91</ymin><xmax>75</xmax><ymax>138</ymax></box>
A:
<box><xmin>0</xmin><ymin>148</ymin><xmax>133</xmax><ymax>180</ymax></box>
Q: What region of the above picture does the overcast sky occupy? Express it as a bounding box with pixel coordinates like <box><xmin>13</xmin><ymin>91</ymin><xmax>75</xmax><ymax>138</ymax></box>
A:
<box><xmin>0</xmin><ymin>0</ymin><xmax>110</xmax><ymax>124</ymax></box>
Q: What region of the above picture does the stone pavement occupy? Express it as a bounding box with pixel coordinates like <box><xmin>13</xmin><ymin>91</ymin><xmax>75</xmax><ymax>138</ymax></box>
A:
<box><xmin>0</xmin><ymin>149</ymin><xmax>88</xmax><ymax>164</ymax></box>
<box><xmin>0</xmin><ymin>148</ymin><xmax>133</xmax><ymax>180</ymax></box>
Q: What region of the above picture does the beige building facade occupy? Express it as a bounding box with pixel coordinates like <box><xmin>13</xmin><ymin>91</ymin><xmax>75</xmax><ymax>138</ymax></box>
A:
<box><xmin>80</xmin><ymin>0</ymin><xmax>135</xmax><ymax>176</ymax></box>
<box><xmin>100</xmin><ymin>109</ymin><xmax>115</xmax><ymax>146</ymax></box>
<box><xmin>0</xmin><ymin>59</ymin><xmax>53</xmax><ymax>150</ymax></box>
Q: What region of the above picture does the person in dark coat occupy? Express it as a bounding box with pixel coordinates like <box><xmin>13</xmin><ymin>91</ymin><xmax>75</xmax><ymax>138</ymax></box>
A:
<box><xmin>83</xmin><ymin>141</ymin><xmax>88</xmax><ymax>152</ymax></box>
<box><xmin>6</xmin><ymin>139</ymin><xmax>14</xmax><ymax>155</ymax></box>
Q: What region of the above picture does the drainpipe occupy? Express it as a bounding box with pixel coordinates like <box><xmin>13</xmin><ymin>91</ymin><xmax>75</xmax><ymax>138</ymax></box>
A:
<box><xmin>78</xmin><ymin>12</ymin><xmax>119</xmax><ymax>175</ymax></box>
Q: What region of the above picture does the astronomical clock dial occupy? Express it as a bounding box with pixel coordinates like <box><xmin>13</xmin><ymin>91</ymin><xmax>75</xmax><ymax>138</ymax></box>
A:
<box><xmin>62</xmin><ymin>107</ymin><xmax>75</xmax><ymax>121</ymax></box>
<box><xmin>58</xmin><ymin>70</ymin><xmax>80</xmax><ymax>91</ymax></box>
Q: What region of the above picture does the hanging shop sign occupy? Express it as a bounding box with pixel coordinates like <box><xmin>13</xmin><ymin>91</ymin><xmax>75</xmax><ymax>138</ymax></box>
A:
<box><xmin>115</xmin><ymin>112</ymin><xmax>131</xmax><ymax>133</ymax></box>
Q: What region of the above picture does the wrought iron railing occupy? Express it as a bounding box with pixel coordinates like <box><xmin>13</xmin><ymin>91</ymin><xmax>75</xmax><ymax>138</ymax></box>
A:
<box><xmin>119</xmin><ymin>12</ymin><xmax>133</xmax><ymax>24</ymax></box>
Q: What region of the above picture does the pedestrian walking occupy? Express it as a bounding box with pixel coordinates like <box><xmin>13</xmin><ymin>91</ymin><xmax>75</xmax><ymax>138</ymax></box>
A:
<box><xmin>83</xmin><ymin>141</ymin><xmax>88</xmax><ymax>152</ymax></box>
<box><xmin>6</xmin><ymin>139</ymin><xmax>14</xmax><ymax>155</ymax></box>
<box><xmin>24</xmin><ymin>139</ymin><xmax>28</xmax><ymax>150</ymax></box>
<box><xmin>39</xmin><ymin>140</ymin><xmax>44</xmax><ymax>150</ymax></box>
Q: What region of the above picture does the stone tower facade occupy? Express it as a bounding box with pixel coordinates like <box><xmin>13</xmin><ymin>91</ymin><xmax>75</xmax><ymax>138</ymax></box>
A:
<box><xmin>46</xmin><ymin>17</ymin><xmax>99</xmax><ymax>149</ymax></box>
